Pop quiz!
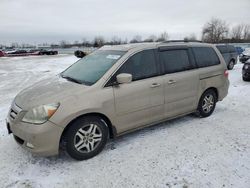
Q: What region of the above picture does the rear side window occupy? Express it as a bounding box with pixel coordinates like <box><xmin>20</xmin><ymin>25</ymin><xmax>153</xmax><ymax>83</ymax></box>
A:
<box><xmin>216</xmin><ymin>45</ymin><xmax>228</xmax><ymax>54</ymax></box>
<box><xmin>117</xmin><ymin>49</ymin><xmax>158</xmax><ymax>81</ymax></box>
<box><xmin>159</xmin><ymin>50</ymin><xmax>191</xmax><ymax>74</ymax></box>
<box><xmin>228</xmin><ymin>45</ymin><xmax>236</xmax><ymax>53</ymax></box>
<box><xmin>192</xmin><ymin>47</ymin><xmax>220</xmax><ymax>68</ymax></box>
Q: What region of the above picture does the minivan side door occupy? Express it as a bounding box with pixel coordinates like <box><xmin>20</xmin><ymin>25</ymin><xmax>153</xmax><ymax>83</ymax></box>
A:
<box><xmin>108</xmin><ymin>49</ymin><xmax>165</xmax><ymax>133</ymax></box>
<box><xmin>157</xmin><ymin>47</ymin><xmax>199</xmax><ymax>118</ymax></box>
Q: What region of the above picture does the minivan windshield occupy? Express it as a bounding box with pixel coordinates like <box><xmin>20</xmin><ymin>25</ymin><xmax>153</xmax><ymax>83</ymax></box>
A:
<box><xmin>61</xmin><ymin>50</ymin><xmax>126</xmax><ymax>86</ymax></box>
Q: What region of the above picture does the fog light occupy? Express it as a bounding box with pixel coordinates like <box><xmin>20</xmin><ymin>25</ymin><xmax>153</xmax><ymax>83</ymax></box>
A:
<box><xmin>26</xmin><ymin>142</ymin><xmax>34</xmax><ymax>149</ymax></box>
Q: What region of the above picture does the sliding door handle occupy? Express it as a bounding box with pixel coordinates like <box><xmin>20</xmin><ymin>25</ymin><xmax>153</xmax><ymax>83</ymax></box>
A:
<box><xmin>168</xmin><ymin>80</ymin><xmax>177</xmax><ymax>85</ymax></box>
<box><xmin>150</xmin><ymin>83</ymin><xmax>161</xmax><ymax>88</ymax></box>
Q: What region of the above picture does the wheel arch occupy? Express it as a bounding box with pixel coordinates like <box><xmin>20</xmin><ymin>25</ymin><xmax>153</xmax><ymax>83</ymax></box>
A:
<box><xmin>230</xmin><ymin>58</ymin><xmax>236</xmax><ymax>64</ymax></box>
<box><xmin>60</xmin><ymin>112</ymin><xmax>116</xmax><ymax>144</ymax></box>
<box><xmin>200</xmin><ymin>87</ymin><xmax>218</xmax><ymax>102</ymax></box>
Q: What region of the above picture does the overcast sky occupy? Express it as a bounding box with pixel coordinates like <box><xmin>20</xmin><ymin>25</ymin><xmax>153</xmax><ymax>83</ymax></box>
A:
<box><xmin>0</xmin><ymin>0</ymin><xmax>249</xmax><ymax>45</ymax></box>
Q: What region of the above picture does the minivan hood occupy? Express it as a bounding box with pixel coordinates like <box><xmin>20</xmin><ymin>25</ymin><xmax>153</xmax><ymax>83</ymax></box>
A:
<box><xmin>15</xmin><ymin>76</ymin><xmax>87</xmax><ymax>110</ymax></box>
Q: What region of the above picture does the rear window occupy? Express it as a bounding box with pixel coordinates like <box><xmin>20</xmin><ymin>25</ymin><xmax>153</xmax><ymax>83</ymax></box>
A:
<box><xmin>228</xmin><ymin>45</ymin><xmax>236</xmax><ymax>53</ymax></box>
<box><xmin>192</xmin><ymin>47</ymin><xmax>220</xmax><ymax>68</ymax></box>
<box><xmin>159</xmin><ymin>49</ymin><xmax>191</xmax><ymax>74</ymax></box>
<box><xmin>216</xmin><ymin>45</ymin><xmax>228</xmax><ymax>54</ymax></box>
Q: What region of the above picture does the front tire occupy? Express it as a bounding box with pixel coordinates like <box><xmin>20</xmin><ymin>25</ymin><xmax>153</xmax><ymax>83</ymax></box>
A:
<box><xmin>243</xmin><ymin>76</ymin><xmax>249</xmax><ymax>81</ymax></box>
<box><xmin>227</xmin><ymin>60</ymin><xmax>234</xmax><ymax>70</ymax></box>
<box><xmin>197</xmin><ymin>89</ymin><xmax>217</xmax><ymax>118</ymax></box>
<box><xmin>65</xmin><ymin>116</ymin><xmax>108</xmax><ymax>160</ymax></box>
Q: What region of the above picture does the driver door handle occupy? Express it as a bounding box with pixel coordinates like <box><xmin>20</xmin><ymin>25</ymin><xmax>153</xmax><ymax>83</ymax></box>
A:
<box><xmin>168</xmin><ymin>80</ymin><xmax>177</xmax><ymax>85</ymax></box>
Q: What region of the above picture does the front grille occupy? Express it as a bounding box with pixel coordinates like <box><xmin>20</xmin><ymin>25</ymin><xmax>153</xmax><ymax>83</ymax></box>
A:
<box><xmin>8</xmin><ymin>103</ymin><xmax>22</xmax><ymax>121</ymax></box>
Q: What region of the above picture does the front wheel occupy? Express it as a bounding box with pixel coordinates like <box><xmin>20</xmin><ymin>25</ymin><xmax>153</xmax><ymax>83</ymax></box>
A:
<box><xmin>227</xmin><ymin>60</ymin><xmax>234</xmax><ymax>70</ymax></box>
<box><xmin>65</xmin><ymin>116</ymin><xmax>109</xmax><ymax>160</ymax></box>
<box><xmin>197</xmin><ymin>89</ymin><xmax>217</xmax><ymax>118</ymax></box>
<box><xmin>243</xmin><ymin>76</ymin><xmax>249</xmax><ymax>81</ymax></box>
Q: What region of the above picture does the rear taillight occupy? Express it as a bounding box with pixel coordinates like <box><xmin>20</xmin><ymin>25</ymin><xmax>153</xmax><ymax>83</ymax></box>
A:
<box><xmin>224</xmin><ymin>70</ymin><xmax>229</xmax><ymax>77</ymax></box>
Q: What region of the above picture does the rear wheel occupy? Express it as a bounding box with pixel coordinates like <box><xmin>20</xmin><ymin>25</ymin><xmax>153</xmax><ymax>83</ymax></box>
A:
<box><xmin>227</xmin><ymin>60</ymin><xmax>234</xmax><ymax>70</ymax></box>
<box><xmin>197</xmin><ymin>89</ymin><xmax>217</xmax><ymax>118</ymax></box>
<box><xmin>65</xmin><ymin>116</ymin><xmax>108</xmax><ymax>160</ymax></box>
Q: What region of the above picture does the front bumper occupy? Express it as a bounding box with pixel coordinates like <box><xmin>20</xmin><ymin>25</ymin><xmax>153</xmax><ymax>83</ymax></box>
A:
<box><xmin>240</xmin><ymin>56</ymin><xmax>250</xmax><ymax>63</ymax></box>
<box><xmin>7</xmin><ymin>117</ymin><xmax>63</xmax><ymax>156</ymax></box>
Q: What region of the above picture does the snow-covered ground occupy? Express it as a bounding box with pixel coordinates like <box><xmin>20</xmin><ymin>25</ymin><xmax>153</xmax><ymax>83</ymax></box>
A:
<box><xmin>0</xmin><ymin>55</ymin><xmax>249</xmax><ymax>188</ymax></box>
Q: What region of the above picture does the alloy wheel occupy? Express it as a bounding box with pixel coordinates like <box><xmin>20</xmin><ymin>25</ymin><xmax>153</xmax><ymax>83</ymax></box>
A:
<box><xmin>202</xmin><ymin>94</ymin><xmax>214</xmax><ymax>113</ymax></box>
<box><xmin>74</xmin><ymin>124</ymin><xmax>102</xmax><ymax>153</ymax></box>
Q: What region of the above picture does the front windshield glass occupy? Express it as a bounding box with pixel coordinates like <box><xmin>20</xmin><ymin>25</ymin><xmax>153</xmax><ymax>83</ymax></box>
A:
<box><xmin>61</xmin><ymin>50</ymin><xmax>126</xmax><ymax>85</ymax></box>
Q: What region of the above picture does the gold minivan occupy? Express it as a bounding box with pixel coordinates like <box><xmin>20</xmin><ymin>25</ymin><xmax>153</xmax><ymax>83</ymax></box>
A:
<box><xmin>6</xmin><ymin>41</ymin><xmax>229</xmax><ymax>160</ymax></box>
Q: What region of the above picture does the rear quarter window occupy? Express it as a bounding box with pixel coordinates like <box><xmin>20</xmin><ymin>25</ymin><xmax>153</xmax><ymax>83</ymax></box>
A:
<box><xmin>192</xmin><ymin>47</ymin><xmax>220</xmax><ymax>68</ymax></box>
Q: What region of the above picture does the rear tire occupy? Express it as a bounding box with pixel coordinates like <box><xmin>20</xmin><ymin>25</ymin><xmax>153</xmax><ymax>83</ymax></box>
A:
<box><xmin>197</xmin><ymin>89</ymin><xmax>217</xmax><ymax>118</ymax></box>
<box><xmin>65</xmin><ymin>116</ymin><xmax>109</xmax><ymax>160</ymax></box>
<box><xmin>227</xmin><ymin>60</ymin><xmax>234</xmax><ymax>70</ymax></box>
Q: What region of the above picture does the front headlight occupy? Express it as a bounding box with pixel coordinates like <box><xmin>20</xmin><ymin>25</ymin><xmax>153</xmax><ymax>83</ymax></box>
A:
<box><xmin>244</xmin><ymin>64</ymin><xmax>249</xmax><ymax>69</ymax></box>
<box><xmin>22</xmin><ymin>103</ymin><xmax>60</xmax><ymax>124</ymax></box>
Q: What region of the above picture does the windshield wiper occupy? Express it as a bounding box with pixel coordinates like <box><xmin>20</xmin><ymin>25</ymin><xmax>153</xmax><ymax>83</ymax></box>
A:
<box><xmin>61</xmin><ymin>75</ymin><xmax>83</xmax><ymax>84</ymax></box>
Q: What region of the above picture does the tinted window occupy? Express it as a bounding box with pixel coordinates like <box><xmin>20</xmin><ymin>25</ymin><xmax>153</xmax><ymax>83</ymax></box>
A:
<box><xmin>117</xmin><ymin>50</ymin><xmax>158</xmax><ymax>81</ymax></box>
<box><xmin>159</xmin><ymin>49</ymin><xmax>191</xmax><ymax>74</ymax></box>
<box><xmin>216</xmin><ymin>45</ymin><xmax>228</xmax><ymax>54</ymax></box>
<box><xmin>228</xmin><ymin>45</ymin><xmax>236</xmax><ymax>53</ymax></box>
<box><xmin>192</xmin><ymin>47</ymin><xmax>220</xmax><ymax>68</ymax></box>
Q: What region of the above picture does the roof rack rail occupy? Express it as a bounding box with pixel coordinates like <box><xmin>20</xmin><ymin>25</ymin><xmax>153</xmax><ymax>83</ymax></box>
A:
<box><xmin>162</xmin><ymin>39</ymin><xmax>203</xmax><ymax>43</ymax></box>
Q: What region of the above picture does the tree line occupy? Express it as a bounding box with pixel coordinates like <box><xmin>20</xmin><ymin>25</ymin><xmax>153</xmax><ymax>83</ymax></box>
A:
<box><xmin>56</xmin><ymin>31</ymin><xmax>170</xmax><ymax>48</ymax></box>
<box><xmin>1</xmin><ymin>17</ymin><xmax>250</xmax><ymax>49</ymax></box>
<box><xmin>202</xmin><ymin>17</ymin><xmax>250</xmax><ymax>43</ymax></box>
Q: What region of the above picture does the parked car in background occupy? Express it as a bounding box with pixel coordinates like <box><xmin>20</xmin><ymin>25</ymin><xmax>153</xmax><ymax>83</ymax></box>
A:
<box><xmin>6</xmin><ymin>41</ymin><xmax>229</xmax><ymax>160</ymax></box>
<box><xmin>28</xmin><ymin>49</ymin><xmax>40</xmax><ymax>53</ymax></box>
<box><xmin>242</xmin><ymin>59</ymin><xmax>250</xmax><ymax>81</ymax></box>
<box><xmin>74</xmin><ymin>50</ymin><xmax>87</xmax><ymax>58</ymax></box>
<box><xmin>38</xmin><ymin>49</ymin><xmax>58</xmax><ymax>55</ymax></box>
<box><xmin>235</xmin><ymin>46</ymin><xmax>244</xmax><ymax>55</ymax></box>
<box><xmin>0</xmin><ymin>50</ymin><xmax>5</xmax><ymax>57</ymax></box>
<box><xmin>7</xmin><ymin>50</ymin><xmax>28</xmax><ymax>55</ymax></box>
<box><xmin>2</xmin><ymin>49</ymin><xmax>58</xmax><ymax>57</ymax></box>
<box><xmin>239</xmin><ymin>49</ymin><xmax>250</xmax><ymax>63</ymax></box>
<box><xmin>216</xmin><ymin>44</ymin><xmax>237</xmax><ymax>70</ymax></box>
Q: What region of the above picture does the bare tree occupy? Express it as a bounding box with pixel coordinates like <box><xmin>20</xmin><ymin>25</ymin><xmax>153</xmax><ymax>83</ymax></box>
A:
<box><xmin>156</xmin><ymin>32</ymin><xmax>169</xmax><ymax>42</ymax></box>
<box><xmin>130</xmin><ymin>35</ymin><xmax>142</xmax><ymax>43</ymax></box>
<box><xmin>231</xmin><ymin>24</ymin><xmax>244</xmax><ymax>39</ymax></box>
<box><xmin>144</xmin><ymin>34</ymin><xmax>157</xmax><ymax>42</ymax></box>
<box><xmin>81</xmin><ymin>38</ymin><xmax>91</xmax><ymax>47</ymax></box>
<box><xmin>243</xmin><ymin>24</ymin><xmax>250</xmax><ymax>40</ymax></box>
<box><xmin>73</xmin><ymin>40</ymin><xmax>80</xmax><ymax>46</ymax></box>
<box><xmin>60</xmin><ymin>40</ymin><xmax>69</xmax><ymax>48</ymax></box>
<box><xmin>111</xmin><ymin>36</ymin><xmax>122</xmax><ymax>45</ymax></box>
<box><xmin>123</xmin><ymin>38</ymin><xmax>128</xmax><ymax>44</ymax></box>
<box><xmin>202</xmin><ymin>18</ymin><xmax>229</xmax><ymax>43</ymax></box>
<box><xmin>93</xmin><ymin>36</ymin><xmax>105</xmax><ymax>47</ymax></box>
<box><xmin>184</xmin><ymin>33</ymin><xmax>197</xmax><ymax>41</ymax></box>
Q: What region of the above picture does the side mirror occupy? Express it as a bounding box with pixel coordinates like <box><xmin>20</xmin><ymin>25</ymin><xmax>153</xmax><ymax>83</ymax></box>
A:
<box><xmin>116</xmin><ymin>73</ymin><xmax>132</xmax><ymax>84</ymax></box>
<box><xmin>74</xmin><ymin>50</ymin><xmax>86</xmax><ymax>58</ymax></box>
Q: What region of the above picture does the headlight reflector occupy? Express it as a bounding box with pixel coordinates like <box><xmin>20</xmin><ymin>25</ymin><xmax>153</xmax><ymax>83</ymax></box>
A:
<box><xmin>22</xmin><ymin>103</ymin><xmax>60</xmax><ymax>124</ymax></box>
